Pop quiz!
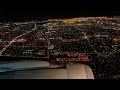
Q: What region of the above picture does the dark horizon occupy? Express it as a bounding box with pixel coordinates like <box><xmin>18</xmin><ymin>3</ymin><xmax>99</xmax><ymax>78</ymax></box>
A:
<box><xmin>0</xmin><ymin>1</ymin><xmax>120</xmax><ymax>22</ymax></box>
<box><xmin>0</xmin><ymin>11</ymin><xmax>120</xmax><ymax>22</ymax></box>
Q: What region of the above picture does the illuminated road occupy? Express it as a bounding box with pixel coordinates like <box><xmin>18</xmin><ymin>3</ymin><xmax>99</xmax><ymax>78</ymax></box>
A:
<box><xmin>0</xmin><ymin>23</ymin><xmax>37</xmax><ymax>56</ymax></box>
<box><xmin>73</xmin><ymin>25</ymin><xmax>99</xmax><ymax>56</ymax></box>
<box><xmin>74</xmin><ymin>25</ymin><xmax>89</xmax><ymax>40</ymax></box>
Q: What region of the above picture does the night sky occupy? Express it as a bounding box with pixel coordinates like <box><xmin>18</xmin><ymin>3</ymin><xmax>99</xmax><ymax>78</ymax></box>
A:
<box><xmin>0</xmin><ymin>1</ymin><xmax>120</xmax><ymax>21</ymax></box>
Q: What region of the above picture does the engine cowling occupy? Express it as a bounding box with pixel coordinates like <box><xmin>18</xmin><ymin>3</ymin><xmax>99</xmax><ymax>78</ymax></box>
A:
<box><xmin>0</xmin><ymin>61</ymin><xmax>94</xmax><ymax>79</ymax></box>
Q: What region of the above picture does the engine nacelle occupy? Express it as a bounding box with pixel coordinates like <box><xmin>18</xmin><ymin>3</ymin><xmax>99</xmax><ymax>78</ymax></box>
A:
<box><xmin>0</xmin><ymin>61</ymin><xmax>94</xmax><ymax>79</ymax></box>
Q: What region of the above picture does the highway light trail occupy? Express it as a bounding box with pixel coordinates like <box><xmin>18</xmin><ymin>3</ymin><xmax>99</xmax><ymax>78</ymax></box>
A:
<box><xmin>0</xmin><ymin>23</ymin><xmax>37</xmax><ymax>56</ymax></box>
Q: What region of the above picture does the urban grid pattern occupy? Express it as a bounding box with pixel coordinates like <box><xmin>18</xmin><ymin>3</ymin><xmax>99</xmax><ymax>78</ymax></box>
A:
<box><xmin>0</xmin><ymin>17</ymin><xmax>120</xmax><ymax>79</ymax></box>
